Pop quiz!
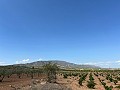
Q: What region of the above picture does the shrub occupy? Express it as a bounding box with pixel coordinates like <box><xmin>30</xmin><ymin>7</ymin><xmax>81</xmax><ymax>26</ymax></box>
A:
<box><xmin>68</xmin><ymin>73</ymin><xmax>72</xmax><ymax>76</ymax></box>
<box><xmin>72</xmin><ymin>73</ymin><xmax>78</xmax><ymax>77</ymax></box>
<box><xmin>87</xmin><ymin>81</ymin><xmax>96</xmax><ymax>89</ymax></box>
<box><xmin>104</xmin><ymin>86</ymin><xmax>113</xmax><ymax>90</ymax></box>
<box><xmin>116</xmin><ymin>77</ymin><xmax>120</xmax><ymax>81</ymax></box>
<box><xmin>109</xmin><ymin>77</ymin><xmax>113</xmax><ymax>82</ymax></box>
<box><xmin>79</xmin><ymin>74</ymin><xmax>81</xmax><ymax>77</ymax></box>
<box><xmin>101</xmin><ymin>81</ymin><xmax>106</xmax><ymax>87</ymax></box>
<box><xmin>78</xmin><ymin>78</ymin><xmax>83</xmax><ymax>86</ymax></box>
<box><xmin>78</xmin><ymin>73</ymin><xmax>88</xmax><ymax>86</ymax></box>
<box><xmin>63</xmin><ymin>74</ymin><xmax>68</xmax><ymax>78</ymax></box>
<box><xmin>89</xmin><ymin>73</ymin><xmax>94</xmax><ymax>81</ymax></box>
<box><xmin>115</xmin><ymin>85</ymin><xmax>120</xmax><ymax>89</ymax></box>
<box><xmin>113</xmin><ymin>80</ymin><xmax>118</xmax><ymax>85</ymax></box>
<box><xmin>106</xmin><ymin>76</ymin><xmax>109</xmax><ymax>80</ymax></box>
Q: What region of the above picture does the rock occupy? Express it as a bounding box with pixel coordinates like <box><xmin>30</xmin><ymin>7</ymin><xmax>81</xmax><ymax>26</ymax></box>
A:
<box><xmin>40</xmin><ymin>81</ymin><xmax>46</xmax><ymax>85</ymax></box>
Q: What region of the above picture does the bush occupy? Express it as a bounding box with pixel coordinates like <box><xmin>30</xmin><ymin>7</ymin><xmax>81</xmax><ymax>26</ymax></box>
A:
<box><xmin>78</xmin><ymin>73</ymin><xmax>88</xmax><ymax>86</ymax></box>
<box><xmin>116</xmin><ymin>77</ymin><xmax>120</xmax><ymax>81</ymax></box>
<box><xmin>72</xmin><ymin>73</ymin><xmax>78</xmax><ymax>76</ymax></box>
<box><xmin>79</xmin><ymin>74</ymin><xmax>81</xmax><ymax>77</ymax></box>
<box><xmin>78</xmin><ymin>78</ymin><xmax>83</xmax><ymax>86</ymax></box>
<box><xmin>114</xmin><ymin>80</ymin><xmax>118</xmax><ymax>85</ymax></box>
<box><xmin>87</xmin><ymin>81</ymin><xmax>96</xmax><ymax>89</ymax></box>
<box><xmin>101</xmin><ymin>81</ymin><xmax>106</xmax><ymax>86</ymax></box>
<box><xmin>115</xmin><ymin>85</ymin><xmax>120</xmax><ymax>89</ymax></box>
<box><xmin>89</xmin><ymin>73</ymin><xmax>94</xmax><ymax>81</ymax></box>
<box><xmin>109</xmin><ymin>77</ymin><xmax>113</xmax><ymax>82</ymax></box>
<box><xmin>105</xmin><ymin>86</ymin><xmax>113</xmax><ymax>90</ymax></box>
<box><xmin>63</xmin><ymin>74</ymin><xmax>68</xmax><ymax>78</ymax></box>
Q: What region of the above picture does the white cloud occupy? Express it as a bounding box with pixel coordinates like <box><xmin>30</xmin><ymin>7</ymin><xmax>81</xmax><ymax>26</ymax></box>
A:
<box><xmin>38</xmin><ymin>58</ymin><xmax>43</xmax><ymax>61</ymax></box>
<box><xmin>115</xmin><ymin>60</ymin><xmax>120</xmax><ymax>63</ymax></box>
<box><xmin>84</xmin><ymin>62</ymin><xmax>97</xmax><ymax>65</ymax></box>
<box><xmin>0</xmin><ymin>61</ymin><xmax>9</xmax><ymax>66</ymax></box>
<box><xmin>22</xmin><ymin>59</ymin><xmax>29</xmax><ymax>62</ymax></box>
<box><xmin>16</xmin><ymin>59</ymin><xmax>30</xmax><ymax>64</ymax></box>
<box><xmin>80</xmin><ymin>61</ymin><xmax>119</xmax><ymax>68</ymax></box>
<box><xmin>15</xmin><ymin>58</ymin><xmax>44</xmax><ymax>64</ymax></box>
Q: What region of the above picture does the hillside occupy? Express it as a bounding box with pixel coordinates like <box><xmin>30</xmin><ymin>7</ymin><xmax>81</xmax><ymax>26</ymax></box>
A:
<box><xmin>19</xmin><ymin>60</ymin><xmax>100</xmax><ymax>69</ymax></box>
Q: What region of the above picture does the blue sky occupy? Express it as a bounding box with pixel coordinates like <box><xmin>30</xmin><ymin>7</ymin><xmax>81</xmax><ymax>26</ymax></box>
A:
<box><xmin>0</xmin><ymin>0</ymin><xmax>120</xmax><ymax>68</ymax></box>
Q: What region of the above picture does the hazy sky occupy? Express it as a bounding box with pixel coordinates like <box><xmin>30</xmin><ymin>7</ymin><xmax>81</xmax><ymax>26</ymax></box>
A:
<box><xmin>0</xmin><ymin>0</ymin><xmax>120</xmax><ymax>68</ymax></box>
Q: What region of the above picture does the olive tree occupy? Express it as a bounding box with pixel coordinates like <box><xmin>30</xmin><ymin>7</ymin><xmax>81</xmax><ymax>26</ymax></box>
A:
<box><xmin>0</xmin><ymin>68</ymin><xmax>13</xmax><ymax>82</ymax></box>
<box><xmin>43</xmin><ymin>62</ymin><xmax>59</xmax><ymax>83</ymax></box>
<box><xmin>0</xmin><ymin>68</ymin><xmax>6</xmax><ymax>82</ymax></box>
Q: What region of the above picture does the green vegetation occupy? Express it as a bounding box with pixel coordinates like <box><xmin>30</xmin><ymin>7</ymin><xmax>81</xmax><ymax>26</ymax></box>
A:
<box><xmin>87</xmin><ymin>80</ymin><xmax>96</xmax><ymax>89</ymax></box>
<box><xmin>63</xmin><ymin>73</ymin><xmax>68</xmax><ymax>78</ymax></box>
<box><xmin>115</xmin><ymin>85</ymin><xmax>120</xmax><ymax>89</ymax></box>
<box><xmin>104</xmin><ymin>86</ymin><xmax>113</xmax><ymax>90</ymax></box>
<box><xmin>43</xmin><ymin>62</ymin><xmax>59</xmax><ymax>83</ymax></box>
<box><xmin>113</xmin><ymin>79</ymin><xmax>118</xmax><ymax>85</ymax></box>
<box><xmin>1</xmin><ymin>64</ymin><xmax>120</xmax><ymax>90</ymax></box>
<box><xmin>79</xmin><ymin>73</ymin><xmax>88</xmax><ymax>86</ymax></box>
<box><xmin>87</xmin><ymin>73</ymin><xmax>96</xmax><ymax>89</ymax></box>
<box><xmin>0</xmin><ymin>65</ymin><xmax>43</xmax><ymax>82</ymax></box>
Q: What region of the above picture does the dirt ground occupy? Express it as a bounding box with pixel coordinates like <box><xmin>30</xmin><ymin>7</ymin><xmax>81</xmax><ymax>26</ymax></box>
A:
<box><xmin>56</xmin><ymin>73</ymin><xmax>120</xmax><ymax>90</ymax></box>
<box><xmin>56</xmin><ymin>73</ymin><xmax>105</xmax><ymax>90</ymax></box>
<box><xmin>0</xmin><ymin>74</ymin><xmax>46</xmax><ymax>90</ymax></box>
<box><xmin>0</xmin><ymin>73</ymin><xmax>120</xmax><ymax>90</ymax></box>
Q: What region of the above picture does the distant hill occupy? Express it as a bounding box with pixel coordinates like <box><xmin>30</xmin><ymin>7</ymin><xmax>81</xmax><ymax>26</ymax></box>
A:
<box><xmin>17</xmin><ymin>60</ymin><xmax>100</xmax><ymax>69</ymax></box>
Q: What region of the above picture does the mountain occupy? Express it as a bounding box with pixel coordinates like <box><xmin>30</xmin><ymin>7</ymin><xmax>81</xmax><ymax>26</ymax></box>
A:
<box><xmin>18</xmin><ymin>60</ymin><xmax>100</xmax><ymax>69</ymax></box>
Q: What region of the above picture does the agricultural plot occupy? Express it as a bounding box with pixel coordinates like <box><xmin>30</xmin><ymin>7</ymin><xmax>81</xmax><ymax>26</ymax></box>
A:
<box><xmin>57</xmin><ymin>70</ymin><xmax>120</xmax><ymax>90</ymax></box>
<box><xmin>0</xmin><ymin>65</ymin><xmax>120</xmax><ymax>90</ymax></box>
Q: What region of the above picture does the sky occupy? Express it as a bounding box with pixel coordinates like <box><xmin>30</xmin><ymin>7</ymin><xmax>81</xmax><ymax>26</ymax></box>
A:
<box><xmin>0</xmin><ymin>0</ymin><xmax>120</xmax><ymax>68</ymax></box>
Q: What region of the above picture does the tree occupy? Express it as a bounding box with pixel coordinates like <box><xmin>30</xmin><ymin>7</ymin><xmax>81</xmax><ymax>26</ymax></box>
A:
<box><xmin>0</xmin><ymin>67</ymin><xmax>13</xmax><ymax>82</ymax></box>
<box><xmin>43</xmin><ymin>62</ymin><xmax>59</xmax><ymax>83</ymax></box>
<box><xmin>0</xmin><ymin>68</ymin><xmax>6</xmax><ymax>82</ymax></box>
<box><xmin>15</xmin><ymin>67</ymin><xmax>23</xmax><ymax>78</ymax></box>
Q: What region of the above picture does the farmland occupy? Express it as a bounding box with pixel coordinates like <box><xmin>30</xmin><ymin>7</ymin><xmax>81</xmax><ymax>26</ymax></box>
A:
<box><xmin>0</xmin><ymin>65</ymin><xmax>120</xmax><ymax>90</ymax></box>
<box><xmin>58</xmin><ymin>70</ymin><xmax>120</xmax><ymax>90</ymax></box>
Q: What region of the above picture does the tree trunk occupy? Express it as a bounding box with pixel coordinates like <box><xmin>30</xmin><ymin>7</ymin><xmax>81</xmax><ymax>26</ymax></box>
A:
<box><xmin>0</xmin><ymin>76</ymin><xmax>5</xmax><ymax>82</ymax></box>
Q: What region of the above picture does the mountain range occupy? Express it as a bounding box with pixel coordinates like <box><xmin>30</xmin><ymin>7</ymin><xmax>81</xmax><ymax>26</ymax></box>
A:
<box><xmin>17</xmin><ymin>60</ymin><xmax>100</xmax><ymax>69</ymax></box>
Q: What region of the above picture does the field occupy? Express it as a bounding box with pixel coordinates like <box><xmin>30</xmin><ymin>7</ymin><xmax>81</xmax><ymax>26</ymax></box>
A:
<box><xmin>0</xmin><ymin>74</ymin><xmax>46</xmax><ymax>90</ymax></box>
<box><xmin>57</xmin><ymin>70</ymin><xmax>120</xmax><ymax>90</ymax></box>
<box><xmin>0</xmin><ymin>65</ymin><xmax>120</xmax><ymax>90</ymax></box>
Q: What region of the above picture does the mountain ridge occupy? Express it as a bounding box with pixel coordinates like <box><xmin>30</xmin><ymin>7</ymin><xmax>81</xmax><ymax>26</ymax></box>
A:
<box><xmin>17</xmin><ymin>60</ymin><xmax>101</xmax><ymax>69</ymax></box>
